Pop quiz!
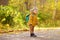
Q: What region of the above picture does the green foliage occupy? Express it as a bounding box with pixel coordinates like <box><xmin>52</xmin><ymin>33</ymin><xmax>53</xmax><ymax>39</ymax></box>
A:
<box><xmin>0</xmin><ymin>5</ymin><xmax>24</xmax><ymax>27</ymax></box>
<box><xmin>38</xmin><ymin>10</ymin><xmax>52</xmax><ymax>21</ymax></box>
<box><xmin>0</xmin><ymin>6</ymin><xmax>14</xmax><ymax>26</ymax></box>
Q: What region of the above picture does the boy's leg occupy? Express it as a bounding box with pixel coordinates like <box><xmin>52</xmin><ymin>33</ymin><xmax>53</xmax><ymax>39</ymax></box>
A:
<box><xmin>29</xmin><ymin>24</ymin><xmax>37</xmax><ymax>37</ymax></box>
<box><xmin>29</xmin><ymin>25</ymin><xmax>34</xmax><ymax>34</ymax></box>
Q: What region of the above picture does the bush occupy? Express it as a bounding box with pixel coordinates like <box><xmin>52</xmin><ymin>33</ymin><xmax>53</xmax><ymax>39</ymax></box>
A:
<box><xmin>0</xmin><ymin>5</ymin><xmax>25</xmax><ymax>28</ymax></box>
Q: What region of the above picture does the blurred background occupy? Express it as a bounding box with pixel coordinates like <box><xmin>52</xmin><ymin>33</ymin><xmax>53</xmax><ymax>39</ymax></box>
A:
<box><xmin>0</xmin><ymin>0</ymin><xmax>60</xmax><ymax>32</ymax></box>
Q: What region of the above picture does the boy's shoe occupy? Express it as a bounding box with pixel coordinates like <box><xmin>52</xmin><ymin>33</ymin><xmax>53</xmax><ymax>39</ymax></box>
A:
<box><xmin>30</xmin><ymin>33</ymin><xmax>37</xmax><ymax>37</ymax></box>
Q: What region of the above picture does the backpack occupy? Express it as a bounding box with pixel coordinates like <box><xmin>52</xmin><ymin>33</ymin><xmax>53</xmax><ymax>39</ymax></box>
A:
<box><xmin>25</xmin><ymin>14</ymin><xmax>30</xmax><ymax>23</ymax></box>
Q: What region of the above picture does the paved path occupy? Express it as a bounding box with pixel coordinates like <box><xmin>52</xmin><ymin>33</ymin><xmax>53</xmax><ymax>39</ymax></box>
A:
<box><xmin>0</xmin><ymin>29</ymin><xmax>60</xmax><ymax>40</ymax></box>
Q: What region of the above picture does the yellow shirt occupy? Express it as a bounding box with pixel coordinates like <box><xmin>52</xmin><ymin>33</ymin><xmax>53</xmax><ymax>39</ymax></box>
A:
<box><xmin>28</xmin><ymin>13</ymin><xmax>38</xmax><ymax>26</ymax></box>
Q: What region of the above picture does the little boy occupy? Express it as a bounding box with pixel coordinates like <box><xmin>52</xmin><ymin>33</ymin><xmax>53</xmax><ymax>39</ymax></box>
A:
<box><xmin>28</xmin><ymin>7</ymin><xmax>38</xmax><ymax>37</ymax></box>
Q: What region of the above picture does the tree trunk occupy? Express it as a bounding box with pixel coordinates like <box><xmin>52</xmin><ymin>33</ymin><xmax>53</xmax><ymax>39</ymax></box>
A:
<box><xmin>52</xmin><ymin>0</ymin><xmax>58</xmax><ymax>20</ymax></box>
<box><xmin>25</xmin><ymin>0</ymin><xmax>29</xmax><ymax>10</ymax></box>
<box><xmin>40</xmin><ymin>0</ymin><xmax>46</xmax><ymax>9</ymax></box>
<box><xmin>0</xmin><ymin>0</ymin><xmax>8</xmax><ymax>6</ymax></box>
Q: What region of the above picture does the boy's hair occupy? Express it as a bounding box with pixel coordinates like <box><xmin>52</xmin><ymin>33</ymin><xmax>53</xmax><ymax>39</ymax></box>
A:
<box><xmin>30</xmin><ymin>7</ymin><xmax>38</xmax><ymax>12</ymax></box>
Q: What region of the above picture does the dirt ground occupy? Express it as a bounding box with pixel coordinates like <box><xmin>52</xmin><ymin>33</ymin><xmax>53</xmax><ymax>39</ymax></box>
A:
<box><xmin>0</xmin><ymin>29</ymin><xmax>60</xmax><ymax>40</ymax></box>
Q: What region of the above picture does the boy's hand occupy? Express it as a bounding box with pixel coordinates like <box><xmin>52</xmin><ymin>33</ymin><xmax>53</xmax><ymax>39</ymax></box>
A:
<box><xmin>36</xmin><ymin>22</ymin><xmax>40</xmax><ymax>26</ymax></box>
<box><xmin>36</xmin><ymin>22</ymin><xmax>38</xmax><ymax>25</ymax></box>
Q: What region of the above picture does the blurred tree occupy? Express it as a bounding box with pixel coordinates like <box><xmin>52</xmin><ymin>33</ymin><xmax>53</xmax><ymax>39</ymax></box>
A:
<box><xmin>52</xmin><ymin>0</ymin><xmax>58</xmax><ymax>20</ymax></box>
<box><xmin>0</xmin><ymin>0</ymin><xmax>8</xmax><ymax>6</ymax></box>
<box><xmin>25</xmin><ymin>0</ymin><xmax>29</xmax><ymax>10</ymax></box>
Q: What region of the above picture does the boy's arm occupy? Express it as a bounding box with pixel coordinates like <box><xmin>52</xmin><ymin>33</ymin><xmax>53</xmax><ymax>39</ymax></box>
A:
<box><xmin>29</xmin><ymin>15</ymin><xmax>33</xmax><ymax>24</ymax></box>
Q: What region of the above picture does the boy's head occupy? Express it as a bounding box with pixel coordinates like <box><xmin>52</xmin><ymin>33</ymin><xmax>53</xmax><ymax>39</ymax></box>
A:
<box><xmin>30</xmin><ymin>7</ymin><xmax>38</xmax><ymax>14</ymax></box>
